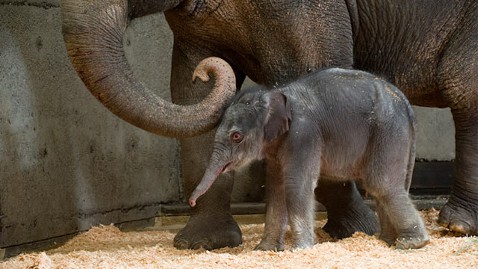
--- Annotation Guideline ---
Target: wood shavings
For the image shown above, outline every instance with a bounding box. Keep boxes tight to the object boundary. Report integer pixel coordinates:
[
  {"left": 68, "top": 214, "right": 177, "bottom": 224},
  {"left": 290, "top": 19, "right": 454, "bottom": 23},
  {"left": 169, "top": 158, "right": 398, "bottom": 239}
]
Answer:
[{"left": 1, "top": 210, "right": 477, "bottom": 269}]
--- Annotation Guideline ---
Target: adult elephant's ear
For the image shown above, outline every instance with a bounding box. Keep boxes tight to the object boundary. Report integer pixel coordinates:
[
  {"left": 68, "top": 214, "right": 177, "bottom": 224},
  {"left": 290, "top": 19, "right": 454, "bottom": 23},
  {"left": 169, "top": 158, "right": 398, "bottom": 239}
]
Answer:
[
  {"left": 264, "top": 91, "right": 292, "bottom": 142},
  {"left": 61, "top": 0, "right": 236, "bottom": 138}
]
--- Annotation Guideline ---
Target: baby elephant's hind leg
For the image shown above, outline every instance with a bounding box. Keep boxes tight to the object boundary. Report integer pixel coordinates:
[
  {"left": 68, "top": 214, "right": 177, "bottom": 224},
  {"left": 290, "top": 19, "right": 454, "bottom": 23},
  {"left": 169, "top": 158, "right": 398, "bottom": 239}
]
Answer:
[
  {"left": 365, "top": 126, "right": 429, "bottom": 249},
  {"left": 366, "top": 177, "right": 429, "bottom": 249},
  {"left": 378, "top": 192, "right": 429, "bottom": 249},
  {"left": 375, "top": 202, "right": 398, "bottom": 245},
  {"left": 363, "top": 151, "right": 428, "bottom": 248}
]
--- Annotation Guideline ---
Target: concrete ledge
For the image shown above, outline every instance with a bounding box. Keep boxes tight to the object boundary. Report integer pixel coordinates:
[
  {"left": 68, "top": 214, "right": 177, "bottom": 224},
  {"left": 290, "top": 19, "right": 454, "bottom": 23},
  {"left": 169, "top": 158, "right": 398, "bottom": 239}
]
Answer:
[
  {"left": 152, "top": 197, "right": 448, "bottom": 233},
  {"left": 160, "top": 196, "right": 448, "bottom": 216}
]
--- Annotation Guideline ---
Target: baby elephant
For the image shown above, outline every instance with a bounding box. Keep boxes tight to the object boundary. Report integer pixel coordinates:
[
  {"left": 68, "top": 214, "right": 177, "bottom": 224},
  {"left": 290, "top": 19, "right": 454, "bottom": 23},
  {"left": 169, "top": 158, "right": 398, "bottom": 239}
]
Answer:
[{"left": 189, "top": 68, "right": 429, "bottom": 250}]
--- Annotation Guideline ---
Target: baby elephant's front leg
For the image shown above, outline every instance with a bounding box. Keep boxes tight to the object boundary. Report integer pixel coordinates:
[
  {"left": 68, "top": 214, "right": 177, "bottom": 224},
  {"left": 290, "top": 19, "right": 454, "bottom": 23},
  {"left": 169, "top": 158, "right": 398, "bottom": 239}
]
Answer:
[
  {"left": 283, "top": 138, "right": 320, "bottom": 249},
  {"left": 255, "top": 160, "right": 288, "bottom": 251},
  {"left": 285, "top": 167, "right": 318, "bottom": 249}
]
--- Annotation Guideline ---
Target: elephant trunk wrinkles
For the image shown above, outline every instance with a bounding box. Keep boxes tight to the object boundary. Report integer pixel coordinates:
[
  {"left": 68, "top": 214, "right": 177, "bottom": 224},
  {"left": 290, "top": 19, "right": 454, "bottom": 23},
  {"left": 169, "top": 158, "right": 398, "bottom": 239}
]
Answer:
[{"left": 61, "top": 0, "right": 236, "bottom": 138}]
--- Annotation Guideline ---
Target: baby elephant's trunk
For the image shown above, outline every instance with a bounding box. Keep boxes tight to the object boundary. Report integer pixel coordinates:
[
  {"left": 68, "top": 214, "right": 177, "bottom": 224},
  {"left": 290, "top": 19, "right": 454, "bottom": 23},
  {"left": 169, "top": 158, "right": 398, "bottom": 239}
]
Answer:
[{"left": 188, "top": 163, "right": 226, "bottom": 207}]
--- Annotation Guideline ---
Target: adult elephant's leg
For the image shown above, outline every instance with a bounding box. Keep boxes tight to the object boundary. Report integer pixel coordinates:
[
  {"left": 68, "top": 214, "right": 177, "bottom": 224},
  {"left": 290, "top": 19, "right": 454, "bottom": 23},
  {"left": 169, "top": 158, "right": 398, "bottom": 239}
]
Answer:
[
  {"left": 438, "top": 108, "right": 478, "bottom": 235},
  {"left": 437, "top": 28, "right": 478, "bottom": 235},
  {"left": 174, "top": 134, "right": 243, "bottom": 250},
  {"left": 170, "top": 45, "right": 246, "bottom": 249},
  {"left": 437, "top": 104, "right": 478, "bottom": 234},
  {"left": 315, "top": 179, "right": 378, "bottom": 238}
]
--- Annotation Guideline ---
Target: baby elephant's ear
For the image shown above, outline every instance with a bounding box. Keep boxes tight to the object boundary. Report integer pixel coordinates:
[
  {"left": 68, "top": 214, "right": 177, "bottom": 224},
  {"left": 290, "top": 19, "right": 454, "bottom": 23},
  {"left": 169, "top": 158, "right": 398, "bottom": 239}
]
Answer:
[{"left": 264, "top": 91, "right": 292, "bottom": 142}]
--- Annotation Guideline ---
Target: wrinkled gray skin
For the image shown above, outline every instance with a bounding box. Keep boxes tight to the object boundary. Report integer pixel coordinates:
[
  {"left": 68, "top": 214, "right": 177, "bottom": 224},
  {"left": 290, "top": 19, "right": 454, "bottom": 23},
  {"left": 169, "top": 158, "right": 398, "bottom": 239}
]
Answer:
[
  {"left": 190, "top": 68, "right": 430, "bottom": 250},
  {"left": 62, "top": 0, "right": 478, "bottom": 250}
]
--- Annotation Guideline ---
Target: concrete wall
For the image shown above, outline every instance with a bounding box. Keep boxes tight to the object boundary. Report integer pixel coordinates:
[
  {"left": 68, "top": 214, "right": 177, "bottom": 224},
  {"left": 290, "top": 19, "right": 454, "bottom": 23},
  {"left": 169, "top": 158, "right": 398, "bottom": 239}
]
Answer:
[
  {"left": 0, "top": 0, "right": 455, "bottom": 251},
  {"left": 0, "top": 1, "right": 180, "bottom": 249},
  {"left": 414, "top": 107, "right": 454, "bottom": 160}
]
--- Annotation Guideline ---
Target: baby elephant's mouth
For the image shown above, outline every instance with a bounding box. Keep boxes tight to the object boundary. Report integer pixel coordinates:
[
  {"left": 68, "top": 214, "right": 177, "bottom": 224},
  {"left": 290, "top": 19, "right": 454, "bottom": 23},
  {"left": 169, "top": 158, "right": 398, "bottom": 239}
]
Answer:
[{"left": 221, "top": 162, "right": 233, "bottom": 174}]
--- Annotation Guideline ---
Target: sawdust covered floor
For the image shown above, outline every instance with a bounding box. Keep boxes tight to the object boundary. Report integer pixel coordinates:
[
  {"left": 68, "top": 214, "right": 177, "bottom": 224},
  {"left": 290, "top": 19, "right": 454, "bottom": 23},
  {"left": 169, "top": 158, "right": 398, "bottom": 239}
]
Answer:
[{"left": 1, "top": 209, "right": 477, "bottom": 269}]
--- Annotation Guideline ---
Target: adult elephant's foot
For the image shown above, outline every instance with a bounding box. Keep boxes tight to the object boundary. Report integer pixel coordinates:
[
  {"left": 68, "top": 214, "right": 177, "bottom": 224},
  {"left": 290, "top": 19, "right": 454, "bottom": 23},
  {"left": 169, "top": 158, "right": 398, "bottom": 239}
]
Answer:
[
  {"left": 173, "top": 131, "right": 243, "bottom": 250},
  {"left": 316, "top": 180, "right": 378, "bottom": 239},
  {"left": 437, "top": 197, "right": 478, "bottom": 235},
  {"left": 174, "top": 212, "right": 242, "bottom": 250},
  {"left": 322, "top": 199, "right": 378, "bottom": 238}
]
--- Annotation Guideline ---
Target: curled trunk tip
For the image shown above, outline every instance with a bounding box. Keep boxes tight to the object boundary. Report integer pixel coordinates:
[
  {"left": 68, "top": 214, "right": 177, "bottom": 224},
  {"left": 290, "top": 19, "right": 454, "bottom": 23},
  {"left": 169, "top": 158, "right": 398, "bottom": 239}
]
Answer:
[{"left": 193, "top": 57, "right": 234, "bottom": 83}]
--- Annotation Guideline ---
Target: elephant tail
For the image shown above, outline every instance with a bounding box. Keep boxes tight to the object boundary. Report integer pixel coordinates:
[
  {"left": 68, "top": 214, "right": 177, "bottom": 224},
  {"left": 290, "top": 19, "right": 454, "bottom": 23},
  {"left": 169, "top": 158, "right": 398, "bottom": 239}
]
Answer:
[
  {"left": 404, "top": 99, "right": 417, "bottom": 192},
  {"left": 381, "top": 80, "right": 417, "bottom": 191}
]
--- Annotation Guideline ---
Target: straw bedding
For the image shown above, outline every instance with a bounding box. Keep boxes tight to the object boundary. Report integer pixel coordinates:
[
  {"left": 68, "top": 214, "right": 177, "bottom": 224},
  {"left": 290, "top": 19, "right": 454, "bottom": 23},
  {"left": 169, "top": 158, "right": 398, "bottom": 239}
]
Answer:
[{"left": 1, "top": 209, "right": 477, "bottom": 269}]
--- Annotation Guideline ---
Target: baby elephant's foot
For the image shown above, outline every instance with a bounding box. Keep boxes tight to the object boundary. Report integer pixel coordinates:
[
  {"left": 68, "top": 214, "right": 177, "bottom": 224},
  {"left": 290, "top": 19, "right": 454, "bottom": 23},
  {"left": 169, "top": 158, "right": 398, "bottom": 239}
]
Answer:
[
  {"left": 394, "top": 221, "right": 430, "bottom": 249},
  {"left": 254, "top": 239, "right": 284, "bottom": 251},
  {"left": 395, "top": 234, "right": 430, "bottom": 249},
  {"left": 292, "top": 238, "right": 315, "bottom": 250},
  {"left": 379, "top": 233, "right": 396, "bottom": 246}
]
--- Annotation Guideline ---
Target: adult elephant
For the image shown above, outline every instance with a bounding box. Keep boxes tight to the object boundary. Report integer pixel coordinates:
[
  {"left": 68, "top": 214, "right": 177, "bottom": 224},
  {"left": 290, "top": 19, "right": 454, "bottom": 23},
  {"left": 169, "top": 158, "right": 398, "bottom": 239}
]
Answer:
[{"left": 61, "top": 0, "right": 478, "bottom": 250}]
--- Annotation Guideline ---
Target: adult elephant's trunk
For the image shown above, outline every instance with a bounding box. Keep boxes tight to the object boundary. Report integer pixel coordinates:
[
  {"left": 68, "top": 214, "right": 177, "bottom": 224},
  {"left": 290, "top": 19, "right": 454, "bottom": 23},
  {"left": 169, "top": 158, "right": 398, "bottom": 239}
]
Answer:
[{"left": 61, "top": 0, "right": 236, "bottom": 138}]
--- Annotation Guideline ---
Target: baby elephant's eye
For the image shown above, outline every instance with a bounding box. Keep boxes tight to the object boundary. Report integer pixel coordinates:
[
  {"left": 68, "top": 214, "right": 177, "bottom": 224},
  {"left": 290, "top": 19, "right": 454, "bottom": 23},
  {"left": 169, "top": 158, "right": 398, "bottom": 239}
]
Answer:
[{"left": 231, "top": 132, "right": 244, "bottom": 143}]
